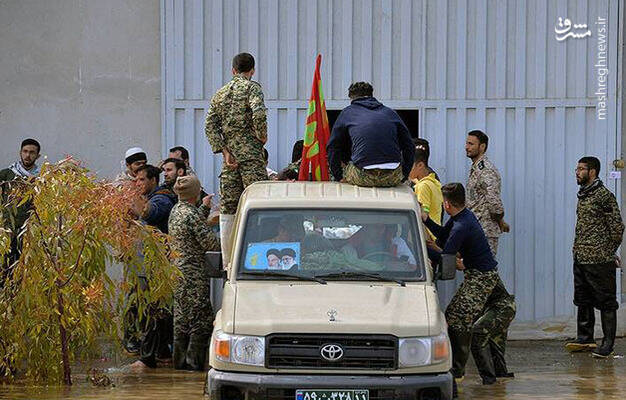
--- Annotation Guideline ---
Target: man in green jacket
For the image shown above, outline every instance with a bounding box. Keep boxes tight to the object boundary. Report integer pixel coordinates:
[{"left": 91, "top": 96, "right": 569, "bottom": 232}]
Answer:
[
  {"left": 566, "top": 156, "right": 624, "bottom": 357},
  {"left": 0, "top": 139, "right": 41, "bottom": 286}
]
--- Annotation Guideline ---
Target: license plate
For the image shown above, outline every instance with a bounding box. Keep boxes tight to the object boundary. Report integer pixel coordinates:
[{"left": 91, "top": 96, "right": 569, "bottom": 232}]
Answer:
[{"left": 295, "top": 389, "right": 369, "bottom": 400}]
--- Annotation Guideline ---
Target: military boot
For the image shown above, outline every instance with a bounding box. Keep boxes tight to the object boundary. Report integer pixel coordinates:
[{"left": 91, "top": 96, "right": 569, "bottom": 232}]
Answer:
[
  {"left": 448, "top": 329, "right": 471, "bottom": 380},
  {"left": 173, "top": 335, "right": 190, "bottom": 370},
  {"left": 565, "top": 305, "right": 597, "bottom": 352},
  {"left": 592, "top": 310, "right": 616, "bottom": 358},
  {"left": 489, "top": 338, "right": 514, "bottom": 378},
  {"left": 186, "top": 336, "right": 210, "bottom": 371},
  {"left": 471, "top": 341, "right": 497, "bottom": 385}
]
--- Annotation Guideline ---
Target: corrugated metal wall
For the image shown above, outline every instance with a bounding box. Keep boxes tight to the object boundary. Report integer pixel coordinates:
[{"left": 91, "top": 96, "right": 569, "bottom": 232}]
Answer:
[{"left": 161, "top": 0, "right": 622, "bottom": 322}]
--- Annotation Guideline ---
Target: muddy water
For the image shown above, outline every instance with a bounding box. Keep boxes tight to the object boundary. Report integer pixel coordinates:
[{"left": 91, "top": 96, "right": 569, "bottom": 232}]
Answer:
[
  {"left": 0, "top": 339, "right": 624, "bottom": 399},
  {"left": 460, "top": 338, "right": 626, "bottom": 399},
  {"left": 0, "top": 369, "right": 207, "bottom": 400}
]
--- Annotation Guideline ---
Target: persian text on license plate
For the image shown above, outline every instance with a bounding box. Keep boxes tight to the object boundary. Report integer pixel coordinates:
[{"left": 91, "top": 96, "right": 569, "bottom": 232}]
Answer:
[{"left": 295, "top": 389, "right": 369, "bottom": 400}]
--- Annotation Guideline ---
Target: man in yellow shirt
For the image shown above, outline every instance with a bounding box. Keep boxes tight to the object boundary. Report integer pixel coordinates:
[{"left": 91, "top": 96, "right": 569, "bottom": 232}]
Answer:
[{"left": 410, "top": 145, "right": 443, "bottom": 240}]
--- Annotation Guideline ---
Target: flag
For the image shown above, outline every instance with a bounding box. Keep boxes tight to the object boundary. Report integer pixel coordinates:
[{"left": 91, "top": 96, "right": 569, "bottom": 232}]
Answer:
[{"left": 299, "top": 54, "right": 330, "bottom": 181}]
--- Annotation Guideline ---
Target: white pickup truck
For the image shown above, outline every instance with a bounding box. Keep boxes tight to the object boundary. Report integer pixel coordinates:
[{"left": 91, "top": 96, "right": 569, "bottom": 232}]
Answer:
[{"left": 204, "top": 181, "right": 455, "bottom": 400}]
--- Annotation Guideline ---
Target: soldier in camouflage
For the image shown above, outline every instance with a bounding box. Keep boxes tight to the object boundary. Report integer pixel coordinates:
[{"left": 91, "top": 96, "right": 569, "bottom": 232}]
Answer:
[
  {"left": 422, "top": 183, "right": 500, "bottom": 387},
  {"left": 566, "top": 157, "right": 624, "bottom": 358},
  {"left": 465, "top": 130, "right": 510, "bottom": 256},
  {"left": 169, "top": 175, "right": 220, "bottom": 370},
  {"left": 205, "top": 52, "right": 268, "bottom": 268},
  {"left": 464, "top": 131, "right": 516, "bottom": 383}
]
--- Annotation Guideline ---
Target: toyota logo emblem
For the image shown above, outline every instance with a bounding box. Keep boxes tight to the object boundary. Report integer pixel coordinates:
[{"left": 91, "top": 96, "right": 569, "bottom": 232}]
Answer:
[{"left": 320, "top": 344, "right": 344, "bottom": 361}]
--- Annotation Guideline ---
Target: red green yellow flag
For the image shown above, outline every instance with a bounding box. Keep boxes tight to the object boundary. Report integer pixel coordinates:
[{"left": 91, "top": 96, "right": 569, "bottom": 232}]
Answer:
[{"left": 299, "top": 54, "right": 330, "bottom": 181}]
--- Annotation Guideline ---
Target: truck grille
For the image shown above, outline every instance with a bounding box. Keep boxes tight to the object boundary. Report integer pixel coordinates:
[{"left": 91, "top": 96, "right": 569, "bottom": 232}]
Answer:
[{"left": 266, "top": 334, "right": 397, "bottom": 370}]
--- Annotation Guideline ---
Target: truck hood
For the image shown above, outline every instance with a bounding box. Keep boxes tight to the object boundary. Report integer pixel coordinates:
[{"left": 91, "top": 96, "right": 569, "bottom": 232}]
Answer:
[{"left": 233, "top": 282, "right": 433, "bottom": 337}]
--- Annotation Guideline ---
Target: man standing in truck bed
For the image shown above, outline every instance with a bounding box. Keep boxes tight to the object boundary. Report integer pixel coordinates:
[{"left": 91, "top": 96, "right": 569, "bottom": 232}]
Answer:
[{"left": 205, "top": 52, "right": 268, "bottom": 267}]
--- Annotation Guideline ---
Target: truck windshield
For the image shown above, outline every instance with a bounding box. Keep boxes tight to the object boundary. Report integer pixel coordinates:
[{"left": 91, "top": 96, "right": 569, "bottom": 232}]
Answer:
[{"left": 237, "top": 209, "right": 425, "bottom": 282}]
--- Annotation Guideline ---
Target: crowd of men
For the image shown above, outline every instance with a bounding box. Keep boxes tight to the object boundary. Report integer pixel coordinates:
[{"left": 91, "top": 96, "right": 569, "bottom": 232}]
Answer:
[{"left": 1, "top": 52, "right": 623, "bottom": 389}]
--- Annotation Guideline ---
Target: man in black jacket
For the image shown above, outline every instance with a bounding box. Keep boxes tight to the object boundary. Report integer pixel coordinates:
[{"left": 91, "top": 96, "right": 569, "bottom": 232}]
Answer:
[
  {"left": 327, "top": 82, "right": 414, "bottom": 187},
  {"left": 1, "top": 139, "right": 41, "bottom": 288},
  {"left": 566, "top": 156, "right": 624, "bottom": 357}
]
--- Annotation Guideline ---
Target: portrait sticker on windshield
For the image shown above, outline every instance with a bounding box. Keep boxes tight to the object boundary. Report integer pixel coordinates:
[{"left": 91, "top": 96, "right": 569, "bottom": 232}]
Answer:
[{"left": 244, "top": 242, "right": 300, "bottom": 270}]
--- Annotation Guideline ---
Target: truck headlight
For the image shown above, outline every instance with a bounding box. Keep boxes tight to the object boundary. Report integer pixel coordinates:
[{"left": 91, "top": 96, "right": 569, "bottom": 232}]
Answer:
[
  {"left": 214, "top": 331, "right": 265, "bottom": 366},
  {"left": 398, "top": 331, "right": 450, "bottom": 367}
]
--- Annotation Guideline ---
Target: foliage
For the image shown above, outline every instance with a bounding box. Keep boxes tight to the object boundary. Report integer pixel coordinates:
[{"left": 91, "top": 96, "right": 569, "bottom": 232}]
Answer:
[
  {"left": 0, "top": 158, "right": 179, "bottom": 384},
  {"left": 0, "top": 226, "right": 9, "bottom": 260}
]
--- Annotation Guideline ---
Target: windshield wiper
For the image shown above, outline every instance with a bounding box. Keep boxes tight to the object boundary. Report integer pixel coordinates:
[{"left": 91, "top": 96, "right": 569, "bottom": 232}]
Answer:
[
  {"left": 314, "top": 271, "right": 406, "bottom": 287},
  {"left": 239, "top": 271, "right": 327, "bottom": 284}
]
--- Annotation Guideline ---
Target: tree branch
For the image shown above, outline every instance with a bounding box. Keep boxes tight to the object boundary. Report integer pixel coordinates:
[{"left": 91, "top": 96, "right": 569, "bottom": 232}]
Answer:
[
  {"left": 32, "top": 209, "right": 58, "bottom": 269},
  {"left": 59, "top": 231, "right": 88, "bottom": 289}
]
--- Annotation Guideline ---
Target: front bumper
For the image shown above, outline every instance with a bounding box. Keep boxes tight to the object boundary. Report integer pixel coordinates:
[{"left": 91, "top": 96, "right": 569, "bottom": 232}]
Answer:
[{"left": 205, "top": 369, "right": 453, "bottom": 400}]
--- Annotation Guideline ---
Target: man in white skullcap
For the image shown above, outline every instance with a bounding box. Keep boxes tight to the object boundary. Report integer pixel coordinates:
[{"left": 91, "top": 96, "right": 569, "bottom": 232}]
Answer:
[{"left": 114, "top": 147, "right": 148, "bottom": 186}]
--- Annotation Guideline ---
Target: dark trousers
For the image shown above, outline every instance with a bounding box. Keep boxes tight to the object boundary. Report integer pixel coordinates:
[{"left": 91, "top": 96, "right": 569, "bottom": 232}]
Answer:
[
  {"left": 125, "top": 278, "right": 174, "bottom": 368},
  {"left": 139, "top": 309, "right": 173, "bottom": 368},
  {"left": 573, "top": 262, "right": 618, "bottom": 311}
]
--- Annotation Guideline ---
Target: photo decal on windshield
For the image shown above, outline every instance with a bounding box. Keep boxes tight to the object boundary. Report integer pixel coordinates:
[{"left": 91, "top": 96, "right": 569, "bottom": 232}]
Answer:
[{"left": 245, "top": 242, "right": 300, "bottom": 270}]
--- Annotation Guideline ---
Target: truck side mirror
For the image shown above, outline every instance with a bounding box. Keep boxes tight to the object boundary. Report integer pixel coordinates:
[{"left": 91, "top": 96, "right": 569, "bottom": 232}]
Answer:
[
  {"left": 439, "top": 254, "right": 457, "bottom": 281},
  {"left": 205, "top": 251, "right": 227, "bottom": 279}
]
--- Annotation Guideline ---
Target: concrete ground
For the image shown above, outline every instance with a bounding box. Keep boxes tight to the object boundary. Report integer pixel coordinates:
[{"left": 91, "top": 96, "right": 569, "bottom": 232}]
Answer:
[{"left": 0, "top": 339, "right": 624, "bottom": 399}]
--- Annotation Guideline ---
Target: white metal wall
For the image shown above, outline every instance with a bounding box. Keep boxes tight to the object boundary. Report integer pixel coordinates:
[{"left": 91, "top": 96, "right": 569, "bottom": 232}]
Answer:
[{"left": 162, "top": 0, "right": 622, "bottom": 322}]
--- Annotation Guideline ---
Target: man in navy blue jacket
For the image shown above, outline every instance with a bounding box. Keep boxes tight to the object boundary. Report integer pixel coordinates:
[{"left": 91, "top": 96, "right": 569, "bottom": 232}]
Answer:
[
  {"left": 327, "top": 82, "right": 414, "bottom": 187},
  {"left": 423, "top": 183, "right": 509, "bottom": 386},
  {"left": 132, "top": 164, "right": 177, "bottom": 234}
]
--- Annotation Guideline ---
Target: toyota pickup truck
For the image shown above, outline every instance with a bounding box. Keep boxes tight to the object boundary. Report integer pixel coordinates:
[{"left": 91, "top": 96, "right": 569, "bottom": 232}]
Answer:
[{"left": 204, "top": 181, "right": 455, "bottom": 400}]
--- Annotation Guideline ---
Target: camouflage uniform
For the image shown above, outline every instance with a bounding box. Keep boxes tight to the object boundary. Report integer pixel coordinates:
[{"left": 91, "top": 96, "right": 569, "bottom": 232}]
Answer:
[
  {"left": 471, "top": 278, "right": 516, "bottom": 382},
  {"left": 445, "top": 269, "right": 499, "bottom": 378},
  {"left": 471, "top": 236, "right": 516, "bottom": 381},
  {"left": 276, "top": 159, "right": 301, "bottom": 181},
  {"left": 343, "top": 163, "right": 403, "bottom": 187},
  {"left": 205, "top": 74, "right": 269, "bottom": 214},
  {"left": 572, "top": 180, "right": 623, "bottom": 311},
  {"left": 467, "top": 156, "right": 504, "bottom": 255},
  {"left": 446, "top": 269, "right": 500, "bottom": 332},
  {"left": 168, "top": 201, "right": 220, "bottom": 369}
]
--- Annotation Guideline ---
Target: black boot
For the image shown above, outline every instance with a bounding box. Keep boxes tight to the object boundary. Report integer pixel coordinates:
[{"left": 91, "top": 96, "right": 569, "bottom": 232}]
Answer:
[
  {"left": 592, "top": 310, "right": 616, "bottom": 358},
  {"left": 173, "top": 335, "right": 190, "bottom": 370},
  {"left": 186, "top": 336, "right": 210, "bottom": 371},
  {"left": 565, "top": 305, "right": 596, "bottom": 352},
  {"left": 448, "top": 328, "right": 471, "bottom": 380},
  {"left": 124, "top": 336, "right": 141, "bottom": 355},
  {"left": 471, "top": 339, "right": 497, "bottom": 385},
  {"left": 490, "top": 340, "right": 514, "bottom": 378}
]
